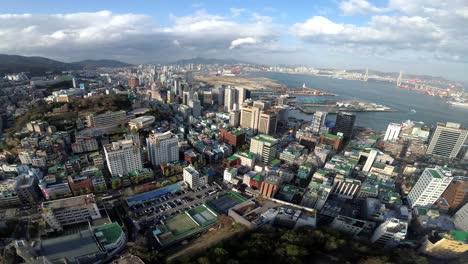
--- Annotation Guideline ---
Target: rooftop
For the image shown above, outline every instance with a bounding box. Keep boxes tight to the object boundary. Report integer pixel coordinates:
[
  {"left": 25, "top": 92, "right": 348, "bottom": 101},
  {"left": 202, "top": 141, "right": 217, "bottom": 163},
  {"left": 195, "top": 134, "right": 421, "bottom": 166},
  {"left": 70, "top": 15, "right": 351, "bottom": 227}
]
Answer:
[
  {"left": 253, "top": 134, "right": 278, "bottom": 144},
  {"left": 441, "top": 230, "right": 468, "bottom": 243},
  {"left": 42, "top": 194, "right": 95, "bottom": 209},
  {"left": 94, "top": 223, "right": 123, "bottom": 247}
]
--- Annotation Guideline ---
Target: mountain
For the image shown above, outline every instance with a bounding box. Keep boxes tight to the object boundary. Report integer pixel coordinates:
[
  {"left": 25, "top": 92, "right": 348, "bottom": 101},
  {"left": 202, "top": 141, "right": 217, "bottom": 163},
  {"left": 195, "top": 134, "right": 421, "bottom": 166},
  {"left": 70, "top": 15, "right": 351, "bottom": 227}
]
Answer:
[
  {"left": 172, "top": 57, "right": 253, "bottom": 65},
  {"left": 0, "top": 54, "right": 132, "bottom": 76},
  {"left": 72, "top": 59, "right": 133, "bottom": 69},
  {"left": 0, "top": 54, "right": 80, "bottom": 76}
]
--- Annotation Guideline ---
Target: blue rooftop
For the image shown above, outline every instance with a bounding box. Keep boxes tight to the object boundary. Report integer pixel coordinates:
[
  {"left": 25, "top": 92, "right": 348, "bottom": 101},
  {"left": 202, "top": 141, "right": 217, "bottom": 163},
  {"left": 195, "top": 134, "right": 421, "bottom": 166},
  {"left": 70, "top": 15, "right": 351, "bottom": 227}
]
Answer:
[{"left": 126, "top": 183, "right": 182, "bottom": 205}]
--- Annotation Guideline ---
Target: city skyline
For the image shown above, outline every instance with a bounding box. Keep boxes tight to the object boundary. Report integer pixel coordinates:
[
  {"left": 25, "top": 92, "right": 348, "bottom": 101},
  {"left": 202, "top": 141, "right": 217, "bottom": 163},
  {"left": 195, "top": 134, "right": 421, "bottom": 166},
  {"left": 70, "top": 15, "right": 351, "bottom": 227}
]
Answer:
[{"left": 1, "top": 1, "right": 468, "bottom": 81}]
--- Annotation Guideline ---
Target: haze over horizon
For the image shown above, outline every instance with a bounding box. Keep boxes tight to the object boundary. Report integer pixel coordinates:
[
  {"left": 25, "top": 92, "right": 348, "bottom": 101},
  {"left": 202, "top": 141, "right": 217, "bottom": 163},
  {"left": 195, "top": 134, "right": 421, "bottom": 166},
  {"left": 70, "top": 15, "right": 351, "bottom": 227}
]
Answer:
[{"left": 1, "top": 0, "right": 468, "bottom": 81}]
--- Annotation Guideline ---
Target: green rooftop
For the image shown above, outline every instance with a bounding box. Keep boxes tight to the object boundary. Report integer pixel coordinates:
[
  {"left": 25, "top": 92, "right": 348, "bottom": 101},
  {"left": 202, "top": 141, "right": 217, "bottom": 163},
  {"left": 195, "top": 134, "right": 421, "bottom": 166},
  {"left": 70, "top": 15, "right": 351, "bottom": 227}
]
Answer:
[
  {"left": 235, "top": 152, "right": 255, "bottom": 159},
  {"left": 231, "top": 130, "right": 246, "bottom": 136},
  {"left": 322, "top": 133, "right": 343, "bottom": 139},
  {"left": 94, "top": 222, "right": 124, "bottom": 247},
  {"left": 440, "top": 231, "right": 468, "bottom": 243},
  {"left": 227, "top": 155, "right": 240, "bottom": 162},
  {"left": 253, "top": 134, "right": 278, "bottom": 144},
  {"left": 428, "top": 168, "right": 442, "bottom": 179}
]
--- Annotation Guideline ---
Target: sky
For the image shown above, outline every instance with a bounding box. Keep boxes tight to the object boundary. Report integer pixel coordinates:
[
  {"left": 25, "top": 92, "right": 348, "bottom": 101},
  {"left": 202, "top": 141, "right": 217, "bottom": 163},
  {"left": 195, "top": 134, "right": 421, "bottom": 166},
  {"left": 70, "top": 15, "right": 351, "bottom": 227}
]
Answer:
[{"left": 1, "top": 0, "right": 468, "bottom": 81}]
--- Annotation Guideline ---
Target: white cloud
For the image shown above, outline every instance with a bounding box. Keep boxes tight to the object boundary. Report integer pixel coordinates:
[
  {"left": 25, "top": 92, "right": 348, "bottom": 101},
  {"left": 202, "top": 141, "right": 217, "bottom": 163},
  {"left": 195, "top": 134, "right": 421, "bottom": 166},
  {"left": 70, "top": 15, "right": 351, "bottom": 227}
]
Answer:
[
  {"left": 229, "top": 37, "right": 257, "bottom": 49},
  {"left": 230, "top": 8, "right": 245, "bottom": 17},
  {"left": 339, "top": 0, "right": 388, "bottom": 15}
]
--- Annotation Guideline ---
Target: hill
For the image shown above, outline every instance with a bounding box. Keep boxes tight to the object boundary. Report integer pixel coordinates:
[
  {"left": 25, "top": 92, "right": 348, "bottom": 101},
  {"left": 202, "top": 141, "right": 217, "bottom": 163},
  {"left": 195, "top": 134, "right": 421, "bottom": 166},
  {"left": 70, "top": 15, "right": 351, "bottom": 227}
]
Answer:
[
  {"left": 72, "top": 59, "right": 133, "bottom": 69},
  {"left": 0, "top": 54, "right": 132, "bottom": 76},
  {"left": 172, "top": 57, "right": 253, "bottom": 66}
]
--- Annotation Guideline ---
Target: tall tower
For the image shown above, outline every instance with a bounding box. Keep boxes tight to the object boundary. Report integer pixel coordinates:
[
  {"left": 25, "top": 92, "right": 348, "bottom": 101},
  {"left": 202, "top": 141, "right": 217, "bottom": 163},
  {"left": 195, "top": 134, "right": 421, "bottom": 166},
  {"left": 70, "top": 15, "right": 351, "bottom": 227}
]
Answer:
[
  {"left": 396, "top": 71, "right": 403, "bottom": 87},
  {"left": 363, "top": 68, "right": 369, "bottom": 82},
  {"left": 146, "top": 131, "right": 179, "bottom": 167},
  {"left": 407, "top": 167, "right": 453, "bottom": 208},
  {"left": 332, "top": 112, "right": 356, "bottom": 142}
]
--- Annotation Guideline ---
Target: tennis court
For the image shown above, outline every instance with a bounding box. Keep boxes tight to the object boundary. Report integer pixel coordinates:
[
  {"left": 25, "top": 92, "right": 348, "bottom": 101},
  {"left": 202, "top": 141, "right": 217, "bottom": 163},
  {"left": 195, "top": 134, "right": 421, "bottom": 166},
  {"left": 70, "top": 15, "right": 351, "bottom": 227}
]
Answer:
[
  {"left": 164, "top": 213, "right": 198, "bottom": 236},
  {"left": 187, "top": 205, "right": 217, "bottom": 226}
]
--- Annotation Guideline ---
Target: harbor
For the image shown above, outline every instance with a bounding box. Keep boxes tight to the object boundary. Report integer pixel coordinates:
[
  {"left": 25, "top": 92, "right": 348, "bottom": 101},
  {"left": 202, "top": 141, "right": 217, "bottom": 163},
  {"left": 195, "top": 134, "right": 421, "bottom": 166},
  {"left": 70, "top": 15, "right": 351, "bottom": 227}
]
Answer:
[{"left": 297, "top": 100, "right": 396, "bottom": 114}]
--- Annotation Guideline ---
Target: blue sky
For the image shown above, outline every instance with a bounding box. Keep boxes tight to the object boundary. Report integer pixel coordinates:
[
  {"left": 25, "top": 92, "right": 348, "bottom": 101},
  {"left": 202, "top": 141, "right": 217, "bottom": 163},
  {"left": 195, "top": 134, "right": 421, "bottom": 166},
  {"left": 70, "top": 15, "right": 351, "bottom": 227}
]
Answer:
[{"left": 1, "top": 0, "right": 467, "bottom": 81}]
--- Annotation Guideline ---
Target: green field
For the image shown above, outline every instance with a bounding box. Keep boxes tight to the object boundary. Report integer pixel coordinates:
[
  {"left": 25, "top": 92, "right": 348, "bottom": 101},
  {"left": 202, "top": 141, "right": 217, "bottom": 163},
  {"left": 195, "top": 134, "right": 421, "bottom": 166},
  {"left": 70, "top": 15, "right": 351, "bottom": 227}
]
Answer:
[{"left": 164, "top": 214, "right": 198, "bottom": 236}]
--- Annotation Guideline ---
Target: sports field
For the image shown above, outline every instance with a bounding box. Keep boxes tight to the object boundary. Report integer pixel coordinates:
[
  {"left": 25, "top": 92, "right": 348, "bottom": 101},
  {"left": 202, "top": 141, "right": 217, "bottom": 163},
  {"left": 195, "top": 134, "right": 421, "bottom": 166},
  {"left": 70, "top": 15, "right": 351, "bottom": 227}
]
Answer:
[
  {"left": 206, "top": 192, "right": 247, "bottom": 214},
  {"left": 187, "top": 205, "right": 217, "bottom": 226},
  {"left": 164, "top": 213, "right": 198, "bottom": 236}
]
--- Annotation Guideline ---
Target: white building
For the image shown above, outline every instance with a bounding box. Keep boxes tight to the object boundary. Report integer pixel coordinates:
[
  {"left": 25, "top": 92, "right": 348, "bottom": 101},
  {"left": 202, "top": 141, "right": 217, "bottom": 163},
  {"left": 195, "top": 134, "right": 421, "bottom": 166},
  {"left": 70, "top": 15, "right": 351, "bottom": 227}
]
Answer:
[
  {"left": 384, "top": 123, "right": 402, "bottom": 141},
  {"left": 146, "top": 131, "right": 179, "bottom": 166},
  {"left": 42, "top": 194, "right": 101, "bottom": 232},
  {"left": 250, "top": 134, "right": 278, "bottom": 164},
  {"left": 224, "top": 167, "right": 238, "bottom": 183},
  {"left": 312, "top": 111, "right": 327, "bottom": 134},
  {"left": 426, "top": 122, "right": 468, "bottom": 159},
  {"left": 183, "top": 165, "right": 206, "bottom": 189},
  {"left": 104, "top": 139, "right": 142, "bottom": 177},
  {"left": 363, "top": 149, "right": 378, "bottom": 172},
  {"left": 128, "top": 116, "right": 156, "bottom": 131},
  {"left": 370, "top": 218, "right": 407, "bottom": 247},
  {"left": 71, "top": 137, "right": 99, "bottom": 154},
  {"left": 224, "top": 86, "right": 237, "bottom": 112},
  {"left": 407, "top": 167, "right": 453, "bottom": 208},
  {"left": 454, "top": 203, "right": 468, "bottom": 232}
]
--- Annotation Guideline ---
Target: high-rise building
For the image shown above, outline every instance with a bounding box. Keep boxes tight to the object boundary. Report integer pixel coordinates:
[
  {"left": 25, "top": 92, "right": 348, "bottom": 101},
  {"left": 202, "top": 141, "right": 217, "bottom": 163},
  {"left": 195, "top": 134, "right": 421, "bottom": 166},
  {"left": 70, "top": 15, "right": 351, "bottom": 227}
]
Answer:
[
  {"left": 332, "top": 112, "right": 356, "bottom": 142},
  {"left": 188, "top": 99, "right": 202, "bottom": 117},
  {"left": 454, "top": 203, "right": 468, "bottom": 232},
  {"left": 384, "top": 123, "right": 402, "bottom": 141},
  {"left": 363, "top": 149, "right": 378, "bottom": 172},
  {"left": 258, "top": 111, "right": 278, "bottom": 135},
  {"left": 236, "top": 87, "right": 246, "bottom": 107},
  {"left": 229, "top": 110, "right": 241, "bottom": 127},
  {"left": 407, "top": 167, "right": 453, "bottom": 208},
  {"left": 250, "top": 134, "right": 278, "bottom": 164},
  {"left": 146, "top": 131, "right": 179, "bottom": 166},
  {"left": 104, "top": 139, "right": 143, "bottom": 177},
  {"left": 441, "top": 177, "right": 468, "bottom": 212},
  {"left": 224, "top": 86, "right": 237, "bottom": 112},
  {"left": 426, "top": 122, "right": 468, "bottom": 159},
  {"left": 312, "top": 111, "right": 327, "bottom": 134},
  {"left": 370, "top": 218, "right": 407, "bottom": 247},
  {"left": 183, "top": 165, "right": 205, "bottom": 189}
]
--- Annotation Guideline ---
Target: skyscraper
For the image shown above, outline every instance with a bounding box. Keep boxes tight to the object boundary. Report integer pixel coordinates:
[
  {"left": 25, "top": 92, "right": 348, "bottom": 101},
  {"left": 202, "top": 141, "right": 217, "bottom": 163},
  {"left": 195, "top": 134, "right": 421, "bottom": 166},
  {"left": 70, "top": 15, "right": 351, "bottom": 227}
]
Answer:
[
  {"left": 104, "top": 139, "right": 143, "bottom": 177},
  {"left": 426, "top": 122, "right": 468, "bottom": 159},
  {"left": 441, "top": 177, "right": 468, "bottom": 212},
  {"left": 407, "top": 167, "right": 453, "bottom": 208},
  {"left": 224, "top": 86, "right": 237, "bottom": 112},
  {"left": 258, "top": 111, "right": 278, "bottom": 136},
  {"left": 454, "top": 203, "right": 468, "bottom": 232},
  {"left": 312, "top": 111, "right": 327, "bottom": 134},
  {"left": 236, "top": 87, "right": 246, "bottom": 107},
  {"left": 250, "top": 134, "right": 278, "bottom": 164},
  {"left": 332, "top": 112, "right": 355, "bottom": 142},
  {"left": 146, "top": 131, "right": 179, "bottom": 166},
  {"left": 240, "top": 101, "right": 276, "bottom": 135},
  {"left": 384, "top": 123, "right": 402, "bottom": 141}
]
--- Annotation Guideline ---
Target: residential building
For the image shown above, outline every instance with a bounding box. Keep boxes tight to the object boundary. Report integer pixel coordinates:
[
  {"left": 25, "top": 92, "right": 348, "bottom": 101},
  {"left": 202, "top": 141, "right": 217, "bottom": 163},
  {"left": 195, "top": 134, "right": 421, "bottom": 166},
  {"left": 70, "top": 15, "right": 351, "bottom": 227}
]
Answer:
[
  {"left": 319, "top": 133, "right": 343, "bottom": 151},
  {"left": 407, "top": 167, "right": 453, "bottom": 208},
  {"left": 146, "top": 131, "right": 179, "bottom": 166},
  {"left": 312, "top": 111, "right": 327, "bottom": 134},
  {"left": 441, "top": 177, "right": 468, "bottom": 212},
  {"left": 420, "top": 230, "right": 468, "bottom": 259},
  {"left": 104, "top": 139, "right": 143, "bottom": 177},
  {"left": 86, "top": 111, "right": 127, "bottom": 131},
  {"left": 332, "top": 176, "right": 361, "bottom": 199},
  {"left": 250, "top": 134, "right": 278, "bottom": 164},
  {"left": 454, "top": 203, "right": 468, "bottom": 232},
  {"left": 220, "top": 129, "right": 246, "bottom": 147},
  {"left": 183, "top": 165, "right": 205, "bottom": 189},
  {"left": 71, "top": 137, "right": 99, "bottom": 154},
  {"left": 224, "top": 167, "right": 238, "bottom": 183},
  {"left": 229, "top": 110, "right": 241, "bottom": 127},
  {"left": 260, "top": 175, "right": 282, "bottom": 198},
  {"left": 370, "top": 218, "right": 408, "bottom": 247},
  {"left": 234, "top": 152, "right": 256, "bottom": 168},
  {"left": 426, "top": 122, "right": 468, "bottom": 159},
  {"left": 42, "top": 194, "right": 101, "bottom": 232}
]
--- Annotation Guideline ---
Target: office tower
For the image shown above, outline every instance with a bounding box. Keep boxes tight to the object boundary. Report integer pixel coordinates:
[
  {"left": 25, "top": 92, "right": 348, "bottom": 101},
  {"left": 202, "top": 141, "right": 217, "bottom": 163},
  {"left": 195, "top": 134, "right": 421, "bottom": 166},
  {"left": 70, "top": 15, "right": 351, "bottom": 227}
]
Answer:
[
  {"left": 407, "top": 167, "right": 453, "bottom": 208},
  {"left": 236, "top": 87, "right": 246, "bottom": 106},
  {"left": 41, "top": 194, "right": 101, "bottom": 232},
  {"left": 332, "top": 112, "right": 356, "bottom": 141},
  {"left": 370, "top": 218, "right": 407, "bottom": 247},
  {"left": 202, "top": 91, "right": 213, "bottom": 105},
  {"left": 224, "top": 86, "right": 237, "bottom": 112},
  {"left": 363, "top": 149, "right": 378, "bottom": 172},
  {"left": 384, "top": 123, "right": 402, "bottom": 141},
  {"left": 104, "top": 139, "right": 142, "bottom": 177},
  {"left": 146, "top": 131, "right": 179, "bottom": 166},
  {"left": 183, "top": 165, "right": 205, "bottom": 189},
  {"left": 182, "top": 91, "right": 191, "bottom": 105},
  {"left": 312, "top": 111, "right": 327, "bottom": 134},
  {"left": 72, "top": 78, "right": 77, "bottom": 88},
  {"left": 86, "top": 111, "right": 127, "bottom": 131},
  {"left": 128, "top": 76, "right": 139, "bottom": 88},
  {"left": 441, "top": 177, "right": 468, "bottom": 212},
  {"left": 188, "top": 99, "right": 202, "bottom": 117},
  {"left": 250, "top": 134, "right": 278, "bottom": 164},
  {"left": 258, "top": 111, "right": 278, "bottom": 135},
  {"left": 426, "top": 122, "right": 468, "bottom": 159},
  {"left": 419, "top": 230, "right": 468, "bottom": 259},
  {"left": 185, "top": 71, "right": 193, "bottom": 85},
  {"left": 454, "top": 203, "right": 468, "bottom": 232},
  {"left": 212, "top": 86, "right": 225, "bottom": 106},
  {"left": 229, "top": 110, "right": 240, "bottom": 127}
]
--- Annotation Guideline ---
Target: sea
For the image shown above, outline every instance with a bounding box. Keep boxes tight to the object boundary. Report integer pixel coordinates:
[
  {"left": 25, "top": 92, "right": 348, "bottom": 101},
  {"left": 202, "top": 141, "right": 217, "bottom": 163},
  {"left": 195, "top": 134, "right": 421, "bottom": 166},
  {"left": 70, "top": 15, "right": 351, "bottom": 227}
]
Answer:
[{"left": 250, "top": 72, "right": 468, "bottom": 132}]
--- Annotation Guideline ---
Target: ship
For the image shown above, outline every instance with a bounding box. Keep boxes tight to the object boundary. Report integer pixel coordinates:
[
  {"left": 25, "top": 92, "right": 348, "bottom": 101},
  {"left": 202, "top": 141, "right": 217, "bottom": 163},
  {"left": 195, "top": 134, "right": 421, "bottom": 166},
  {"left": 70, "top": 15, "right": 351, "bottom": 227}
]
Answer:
[{"left": 448, "top": 101, "right": 468, "bottom": 108}]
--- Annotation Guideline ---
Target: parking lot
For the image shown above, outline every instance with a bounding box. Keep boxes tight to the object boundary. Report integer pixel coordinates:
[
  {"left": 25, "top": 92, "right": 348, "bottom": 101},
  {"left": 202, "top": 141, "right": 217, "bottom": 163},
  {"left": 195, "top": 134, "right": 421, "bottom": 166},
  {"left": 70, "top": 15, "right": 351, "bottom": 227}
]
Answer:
[{"left": 129, "top": 182, "right": 225, "bottom": 229}]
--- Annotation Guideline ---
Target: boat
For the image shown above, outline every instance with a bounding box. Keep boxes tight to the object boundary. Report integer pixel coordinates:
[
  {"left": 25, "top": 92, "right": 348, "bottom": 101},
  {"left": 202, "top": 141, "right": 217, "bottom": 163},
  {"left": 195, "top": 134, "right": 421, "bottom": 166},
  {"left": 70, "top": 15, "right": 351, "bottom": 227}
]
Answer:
[
  {"left": 448, "top": 101, "right": 468, "bottom": 108},
  {"left": 410, "top": 109, "right": 417, "bottom": 113}
]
